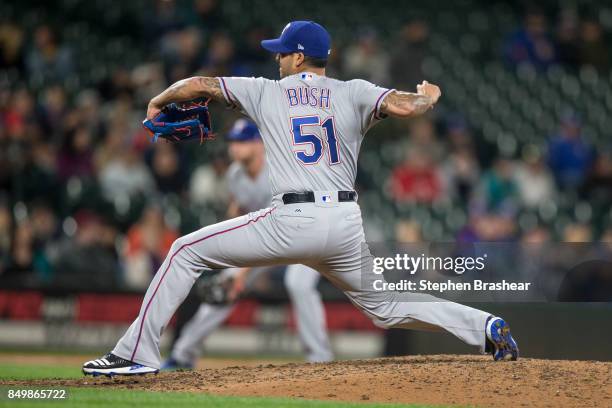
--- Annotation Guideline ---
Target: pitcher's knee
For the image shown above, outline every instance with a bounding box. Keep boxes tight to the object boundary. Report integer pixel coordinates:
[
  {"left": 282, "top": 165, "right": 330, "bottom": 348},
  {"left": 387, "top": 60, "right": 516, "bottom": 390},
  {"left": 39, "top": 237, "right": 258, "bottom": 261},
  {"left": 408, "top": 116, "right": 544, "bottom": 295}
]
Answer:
[
  {"left": 169, "top": 236, "right": 201, "bottom": 266},
  {"left": 170, "top": 235, "right": 185, "bottom": 252},
  {"left": 170, "top": 236, "right": 191, "bottom": 255}
]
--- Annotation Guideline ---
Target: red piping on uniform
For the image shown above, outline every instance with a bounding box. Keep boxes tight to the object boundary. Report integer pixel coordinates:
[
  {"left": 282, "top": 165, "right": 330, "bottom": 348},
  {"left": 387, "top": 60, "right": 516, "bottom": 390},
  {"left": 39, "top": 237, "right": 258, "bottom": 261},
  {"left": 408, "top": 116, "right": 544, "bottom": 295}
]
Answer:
[
  {"left": 372, "top": 88, "right": 394, "bottom": 120},
  {"left": 219, "top": 77, "right": 238, "bottom": 108},
  {"left": 130, "top": 207, "right": 277, "bottom": 362}
]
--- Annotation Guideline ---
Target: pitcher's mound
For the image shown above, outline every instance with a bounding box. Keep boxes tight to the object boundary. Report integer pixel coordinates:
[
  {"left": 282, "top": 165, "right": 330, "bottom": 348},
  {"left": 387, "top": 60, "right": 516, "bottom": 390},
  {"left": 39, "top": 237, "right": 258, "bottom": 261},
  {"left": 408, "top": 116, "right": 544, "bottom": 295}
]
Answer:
[{"left": 14, "top": 355, "right": 612, "bottom": 407}]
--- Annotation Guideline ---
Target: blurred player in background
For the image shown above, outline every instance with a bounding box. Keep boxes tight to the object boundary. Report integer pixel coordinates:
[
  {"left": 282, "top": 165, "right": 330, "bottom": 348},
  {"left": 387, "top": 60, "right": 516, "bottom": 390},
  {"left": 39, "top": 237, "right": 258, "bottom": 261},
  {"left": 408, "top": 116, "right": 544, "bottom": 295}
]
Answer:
[{"left": 162, "top": 119, "right": 333, "bottom": 369}]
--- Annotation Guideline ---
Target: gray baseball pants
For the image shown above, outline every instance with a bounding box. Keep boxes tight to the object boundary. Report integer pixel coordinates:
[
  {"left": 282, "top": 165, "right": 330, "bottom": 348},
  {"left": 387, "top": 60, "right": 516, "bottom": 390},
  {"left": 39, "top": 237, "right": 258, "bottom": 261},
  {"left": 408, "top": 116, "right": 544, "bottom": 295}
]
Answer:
[{"left": 113, "top": 192, "right": 490, "bottom": 368}]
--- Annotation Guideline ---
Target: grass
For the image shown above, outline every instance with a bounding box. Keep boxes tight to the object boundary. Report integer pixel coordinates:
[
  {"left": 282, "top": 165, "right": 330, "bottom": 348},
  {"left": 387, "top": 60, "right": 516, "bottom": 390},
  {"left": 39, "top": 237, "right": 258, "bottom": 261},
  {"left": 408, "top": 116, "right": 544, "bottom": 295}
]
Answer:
[
  {"left": 0, "top": 363, "right": 80, "bottom": 380},
  {"left": 0, "top": 388, "right": 438, "bottom": 408},
  {"left": 0, "top": 359, "right": 441, "bottom": 408}
]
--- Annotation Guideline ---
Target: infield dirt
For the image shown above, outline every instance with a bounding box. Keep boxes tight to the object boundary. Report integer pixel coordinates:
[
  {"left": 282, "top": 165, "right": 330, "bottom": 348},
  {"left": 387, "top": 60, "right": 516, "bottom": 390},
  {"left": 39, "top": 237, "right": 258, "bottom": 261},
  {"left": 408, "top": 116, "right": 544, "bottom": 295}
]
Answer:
[{"left": 4, "top": 355, "right": 612, "bottom": 407}]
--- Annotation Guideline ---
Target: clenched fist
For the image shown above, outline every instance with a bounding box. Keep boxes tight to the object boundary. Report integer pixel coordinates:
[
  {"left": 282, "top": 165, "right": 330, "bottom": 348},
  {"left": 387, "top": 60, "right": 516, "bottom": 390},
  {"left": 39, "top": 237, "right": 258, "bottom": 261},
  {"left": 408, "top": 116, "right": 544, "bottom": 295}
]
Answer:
[{"left": 417, "top": 81, "right": 441, "bottom": 104}]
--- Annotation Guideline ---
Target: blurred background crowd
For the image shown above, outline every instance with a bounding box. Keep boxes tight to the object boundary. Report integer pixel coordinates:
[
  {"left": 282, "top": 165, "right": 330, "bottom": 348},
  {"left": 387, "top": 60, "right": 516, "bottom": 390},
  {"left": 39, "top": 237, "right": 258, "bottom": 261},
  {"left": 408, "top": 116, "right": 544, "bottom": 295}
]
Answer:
[{"left": 1, "top": 0, "right": 611, "bottom": 291}]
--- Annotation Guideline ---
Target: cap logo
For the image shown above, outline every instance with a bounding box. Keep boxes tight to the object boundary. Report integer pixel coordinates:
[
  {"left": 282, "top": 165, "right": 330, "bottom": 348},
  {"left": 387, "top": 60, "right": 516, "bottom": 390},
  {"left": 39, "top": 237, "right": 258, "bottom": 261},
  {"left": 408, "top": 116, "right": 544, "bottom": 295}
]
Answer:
[{"left": 297, "top": 43, "right": 304, "bottom": 50}]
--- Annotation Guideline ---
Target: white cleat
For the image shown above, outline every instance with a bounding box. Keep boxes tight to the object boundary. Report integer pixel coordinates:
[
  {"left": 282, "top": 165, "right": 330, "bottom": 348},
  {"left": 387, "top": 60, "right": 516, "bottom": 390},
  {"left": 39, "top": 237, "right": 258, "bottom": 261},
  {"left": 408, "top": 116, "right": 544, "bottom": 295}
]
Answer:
[{"left": 82, "top": 353, "right": 159, "bottom": 377}]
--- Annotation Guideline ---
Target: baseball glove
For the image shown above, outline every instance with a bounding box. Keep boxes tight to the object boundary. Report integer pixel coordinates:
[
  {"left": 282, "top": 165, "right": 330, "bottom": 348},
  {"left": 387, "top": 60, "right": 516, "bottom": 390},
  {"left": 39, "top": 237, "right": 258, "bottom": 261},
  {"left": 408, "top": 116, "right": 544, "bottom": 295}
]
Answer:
[
  {"left": 195, "top": 273, "right": 235, "bottom": 305},
  {"left": 143, "top": 99, "right": 213, "bottom": 144}
]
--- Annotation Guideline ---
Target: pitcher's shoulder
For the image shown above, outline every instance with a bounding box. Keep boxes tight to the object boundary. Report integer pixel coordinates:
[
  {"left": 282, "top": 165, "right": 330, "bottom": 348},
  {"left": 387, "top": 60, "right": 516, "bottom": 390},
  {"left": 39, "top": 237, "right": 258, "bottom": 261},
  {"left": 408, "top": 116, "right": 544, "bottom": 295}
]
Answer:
[{"left": 345, "top": 78, "right": 375, "bottom": 87}]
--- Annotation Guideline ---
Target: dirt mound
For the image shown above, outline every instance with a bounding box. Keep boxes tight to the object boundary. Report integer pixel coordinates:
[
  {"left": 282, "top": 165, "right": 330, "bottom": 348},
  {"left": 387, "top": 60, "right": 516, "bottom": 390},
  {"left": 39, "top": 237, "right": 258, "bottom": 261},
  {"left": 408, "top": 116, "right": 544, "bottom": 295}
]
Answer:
[{"left": 5, "top": 355, "right": 612, "bottom": 407}]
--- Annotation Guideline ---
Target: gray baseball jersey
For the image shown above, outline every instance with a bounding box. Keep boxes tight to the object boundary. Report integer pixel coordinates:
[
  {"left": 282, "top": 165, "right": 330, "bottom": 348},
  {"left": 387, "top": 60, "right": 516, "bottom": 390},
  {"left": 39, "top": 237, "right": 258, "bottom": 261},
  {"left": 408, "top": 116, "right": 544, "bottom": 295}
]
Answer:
[
  {"left": 226, "top": 161, "right": 271, "bottom": 212},
  {"left": 113, "top": 73, "right": 492, "bottom": 369},
  {"left": 218, "top": 73, "right": 393, "bottom": 195}
]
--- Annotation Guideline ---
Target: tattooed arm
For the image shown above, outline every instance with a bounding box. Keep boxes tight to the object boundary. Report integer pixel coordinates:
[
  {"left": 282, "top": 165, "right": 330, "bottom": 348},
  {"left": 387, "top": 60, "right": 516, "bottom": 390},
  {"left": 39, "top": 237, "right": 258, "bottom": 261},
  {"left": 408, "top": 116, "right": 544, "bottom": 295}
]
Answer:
[
  {"left": 380, "top": 81, "right": 441, "bottom": 118},
  {"left": 146, "top": 77, "right": 230, "bottom": 120}
]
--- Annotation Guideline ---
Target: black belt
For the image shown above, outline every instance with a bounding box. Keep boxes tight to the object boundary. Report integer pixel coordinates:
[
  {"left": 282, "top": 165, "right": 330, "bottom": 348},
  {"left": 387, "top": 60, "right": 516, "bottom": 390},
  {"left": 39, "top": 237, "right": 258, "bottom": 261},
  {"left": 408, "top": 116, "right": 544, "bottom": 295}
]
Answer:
[{"left": 282, "top": 191, "right": 357, "bottom": 204}]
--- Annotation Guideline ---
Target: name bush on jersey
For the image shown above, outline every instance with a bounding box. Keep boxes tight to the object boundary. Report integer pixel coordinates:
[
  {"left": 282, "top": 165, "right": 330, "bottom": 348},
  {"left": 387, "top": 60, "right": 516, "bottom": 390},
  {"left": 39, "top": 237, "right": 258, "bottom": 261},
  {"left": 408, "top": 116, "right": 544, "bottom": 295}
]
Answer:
[{"left": 286, "top": 87, "right": 331, "bottom": 108}]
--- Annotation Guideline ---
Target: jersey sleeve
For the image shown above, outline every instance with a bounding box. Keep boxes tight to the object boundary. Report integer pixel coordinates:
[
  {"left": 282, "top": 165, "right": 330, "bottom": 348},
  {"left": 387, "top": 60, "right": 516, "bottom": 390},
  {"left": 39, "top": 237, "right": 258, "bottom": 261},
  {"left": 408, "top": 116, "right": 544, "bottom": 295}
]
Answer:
[
  {"left": 349, "top": 79, "right": 395, "bottom": 133},
  {"left": 217, "top": 77, "right": 270, "bottom": 122}
]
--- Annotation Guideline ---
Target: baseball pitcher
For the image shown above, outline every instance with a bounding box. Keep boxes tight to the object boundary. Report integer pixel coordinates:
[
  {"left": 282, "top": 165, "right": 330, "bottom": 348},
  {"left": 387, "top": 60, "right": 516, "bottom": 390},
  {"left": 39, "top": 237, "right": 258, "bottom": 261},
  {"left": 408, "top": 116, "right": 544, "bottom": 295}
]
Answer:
[{"left": 83, "top": 20, "right": 518, "bottom": 376}]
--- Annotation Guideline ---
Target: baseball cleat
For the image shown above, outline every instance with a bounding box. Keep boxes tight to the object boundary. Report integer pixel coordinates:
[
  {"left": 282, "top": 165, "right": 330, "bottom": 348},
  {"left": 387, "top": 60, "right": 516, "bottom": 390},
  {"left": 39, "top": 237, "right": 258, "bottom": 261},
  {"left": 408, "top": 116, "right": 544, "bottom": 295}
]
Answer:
[
  {"left": 486, "top": 317, "right": 519, "bottom": 361},
  {"left": 161, "top": 358, "right": 194, "bottom": 371},
  {"left": 82, "top": 353, "right": 159, "bottom": 377}
]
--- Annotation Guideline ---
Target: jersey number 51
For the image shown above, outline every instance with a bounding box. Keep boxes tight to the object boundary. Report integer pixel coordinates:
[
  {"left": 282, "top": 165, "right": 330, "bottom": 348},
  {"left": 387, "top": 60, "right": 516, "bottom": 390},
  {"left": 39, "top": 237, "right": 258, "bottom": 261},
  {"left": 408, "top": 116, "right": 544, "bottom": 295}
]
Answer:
[{"left": 290, "top": 115, "right": 340, "bottom": 165}]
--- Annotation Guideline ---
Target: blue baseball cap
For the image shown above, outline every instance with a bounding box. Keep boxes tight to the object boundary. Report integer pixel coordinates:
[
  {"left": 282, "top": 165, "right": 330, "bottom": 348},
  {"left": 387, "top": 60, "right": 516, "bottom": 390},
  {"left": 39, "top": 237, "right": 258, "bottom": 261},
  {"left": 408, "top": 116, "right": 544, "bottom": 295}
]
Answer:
[
  {"left": 226, "top": 119, "right": 261, "bottom": 142},
  {"left": 261, "top": 21, "right": 331, "bottom": 59}
]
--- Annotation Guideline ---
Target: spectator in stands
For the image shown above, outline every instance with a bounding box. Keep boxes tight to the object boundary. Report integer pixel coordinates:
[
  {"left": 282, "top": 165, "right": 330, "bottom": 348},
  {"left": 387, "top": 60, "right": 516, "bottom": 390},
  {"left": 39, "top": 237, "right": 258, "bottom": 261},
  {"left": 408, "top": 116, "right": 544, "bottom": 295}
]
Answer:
[
  {"left": 2, "top": 202, "right": 56, "bottom": 285},
  {"left": 237, "top": 26, "right": 277, "bottom": 77},
  {"left": 343, "top": 28, "right": 391, "bottom": 86},
  {"left": 443, "top": 145, "right": 480, "bottom": 203},
  {"left": 37, "top": 85, "right": 68, "bottom": 140},
  {"left": 189, "top": 156, "right": 230, "bottom": 206},
  {"left": 98, "top": 146, "right": 155, "bottom": 203},
  {"left": 160, "top": 27, "right": 204, "bottom": 82},
  {"left": 56, "top": 126, "right": 95, "bottom": 182},
  {"left": 457, "top": 212, "right": 517, "bottom": 243},
  {"left": 390, "top": 148, "right": 444, "bottom": 204},
  {"left": 200, "top": 31, "right": 251, "bottom": 77},
  {"left": 28, "top": 201, "right": 57, "bottom": 281},
  {"left": 148, "top": 143, "right": 188, "bottom": 195},
  {"left": 98, "top": 67, "right": 135, "bottom": 101},
  {"left": 25, "top": 25, "right": 74, "bottom": 83},
  {"left": 0, "top": 22, "right": 25, "bottom": 70},
  {"left": 74, "top": 89, "right": 104, "bottom": 139},
  {"left": 471, "top": 158, "right": 518, "bottom": 215},
  {"left": 95, "top": 126, "right": 124, "bottom": 171},
  {"left": 547, "top": 113, "right": 595, "bottom": 189},
  {"left": 580, "top": 150, "right": 612, "bottom": 204},
  {"left": 395, "top": 220, "right": 422, "bottom": 242},
  {"left": 20, "top": 140, "right": 60, "bottom": 204},
  {"left": 4, "top": 88, "right": 35, "bottom": 140},
  {"left": 555, "top": 8, "right": 580, "bottom": 68},
  {"left": 124, "top": 204, "right": 178, "bottom": 288},
  {"left": 4, "top": 220, "right": 35, "bottom": 279},
  {"left": 186, "top": 0, "right": 222, "bottom": 33},
  {"left": 390, "top": 20, "right": 429, "bottom": 90},
  {"left": 145, "top": 0, "right": 188, "bottom": 42},
  {"left": 503, "top": 8, "right": 557, "bottom": 71},
  {"left": 579, "top": 18, "right": 610, "bottom": 72},
  {"left": 406, "top": 116, "right": 444, "bottom": 161},
  {"left": 441, "top": 116, "right": 480, "bottom": 202},
  {"left": 389, "top": 118, "right": 445, "bottom": 204},
  {"left": 513, "top": 149, "right": 556, "bottom": 208},
  {"left": 51, "top": 210, "right": 120, "bottom": 289}
]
